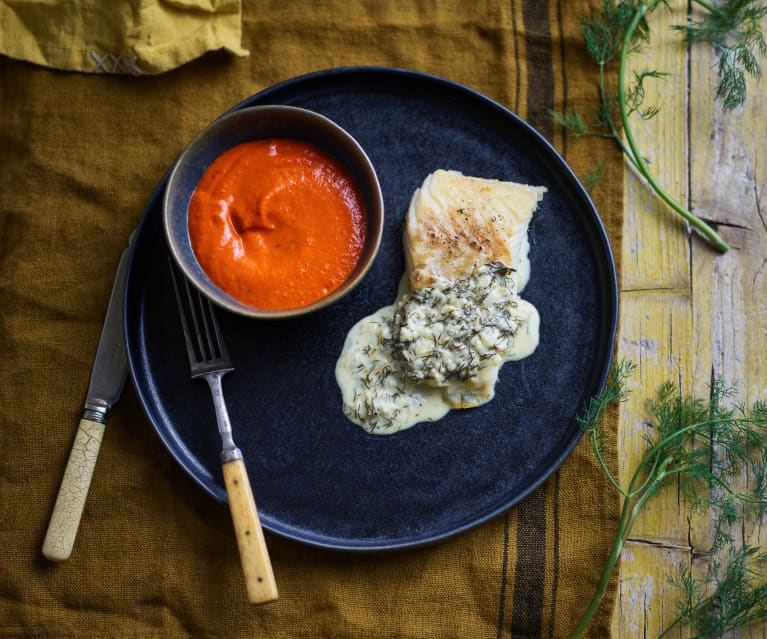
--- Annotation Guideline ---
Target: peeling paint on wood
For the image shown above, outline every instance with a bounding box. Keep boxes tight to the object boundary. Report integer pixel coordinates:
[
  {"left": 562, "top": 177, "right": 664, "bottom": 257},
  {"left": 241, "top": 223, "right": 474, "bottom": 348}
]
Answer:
[{"left": 613, "top": 6, "right": 767, "bottom": 638}]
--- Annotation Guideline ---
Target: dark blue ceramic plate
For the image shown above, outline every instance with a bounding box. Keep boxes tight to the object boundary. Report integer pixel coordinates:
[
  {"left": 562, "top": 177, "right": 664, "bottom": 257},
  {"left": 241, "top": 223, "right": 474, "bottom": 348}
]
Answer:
[{"left": 124, "top": 67, "right": 618, "bottom": 552}]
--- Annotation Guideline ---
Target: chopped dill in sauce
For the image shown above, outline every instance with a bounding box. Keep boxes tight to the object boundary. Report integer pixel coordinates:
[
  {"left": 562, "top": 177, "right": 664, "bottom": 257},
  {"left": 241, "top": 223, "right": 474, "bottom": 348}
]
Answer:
[
  {"left": 391, "top": 262, "right": 527, "bottom": 385},
  {"left": 335, "top": 262, "right": 540, "bottom": 434}
]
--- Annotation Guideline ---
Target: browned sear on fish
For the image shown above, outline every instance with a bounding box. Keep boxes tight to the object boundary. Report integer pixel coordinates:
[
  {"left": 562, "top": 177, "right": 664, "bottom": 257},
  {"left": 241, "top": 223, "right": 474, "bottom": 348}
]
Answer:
[{"left": 404, "top": 169, "right": 546, "bottom": 290}]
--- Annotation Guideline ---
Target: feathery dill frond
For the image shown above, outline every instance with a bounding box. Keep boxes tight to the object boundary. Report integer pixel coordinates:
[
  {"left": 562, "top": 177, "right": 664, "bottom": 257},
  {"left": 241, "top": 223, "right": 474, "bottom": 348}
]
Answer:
[
  {"left": 571, "top": 363, "right": 767, "bottom": 637},
  {"left": 675, "top": 0, "right": 767, "bottom": 108},
  {"left": 550, "top": 0, "right": 767, "bottom": 252}
]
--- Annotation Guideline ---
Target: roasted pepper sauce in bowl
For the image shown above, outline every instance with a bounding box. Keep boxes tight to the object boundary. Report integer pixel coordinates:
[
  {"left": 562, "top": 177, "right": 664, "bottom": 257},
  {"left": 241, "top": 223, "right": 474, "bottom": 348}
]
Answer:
[
  {"left": 189, "top": 138, "right": 367, "bottom": 310},
  {"left": 164, "top": 106, "right": 384, "bottom": 319}
]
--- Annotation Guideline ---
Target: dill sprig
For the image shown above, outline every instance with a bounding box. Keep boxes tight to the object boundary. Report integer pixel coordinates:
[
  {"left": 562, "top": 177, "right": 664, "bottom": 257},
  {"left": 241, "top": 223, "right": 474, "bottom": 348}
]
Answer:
[
  {"left": 676, "top": 0, "right": 767, "bottom": 109},
  {"left": 553, "top": 0, "right": 767, "bottom": 254},
  {"left": 570, "top": 361, "right": 767, "bottom": 638},
  {"left": 661, "top": 545, "right": 767, "bottom": 638},
  {"left": 581, "top": 163, "right": 606, "bottom": 193}
]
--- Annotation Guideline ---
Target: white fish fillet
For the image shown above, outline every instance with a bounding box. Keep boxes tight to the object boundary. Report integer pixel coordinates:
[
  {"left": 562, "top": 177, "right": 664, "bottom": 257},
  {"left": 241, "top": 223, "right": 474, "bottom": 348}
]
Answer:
[{"left": 404, "top": 169, "right": 546, "bottom": 290}]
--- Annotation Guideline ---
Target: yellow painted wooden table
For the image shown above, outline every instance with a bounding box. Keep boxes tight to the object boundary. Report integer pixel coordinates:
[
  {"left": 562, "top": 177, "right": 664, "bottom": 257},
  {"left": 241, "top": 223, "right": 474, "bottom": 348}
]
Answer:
[{"left": 611, "top": 7, "right": 767, "bottom": 638}]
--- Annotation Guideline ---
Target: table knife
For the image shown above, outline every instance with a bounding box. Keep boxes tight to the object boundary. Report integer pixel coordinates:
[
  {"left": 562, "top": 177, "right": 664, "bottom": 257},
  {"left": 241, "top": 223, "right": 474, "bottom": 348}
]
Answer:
[{"left": 42, "top": 232, "right": 134, "bottom": 561}]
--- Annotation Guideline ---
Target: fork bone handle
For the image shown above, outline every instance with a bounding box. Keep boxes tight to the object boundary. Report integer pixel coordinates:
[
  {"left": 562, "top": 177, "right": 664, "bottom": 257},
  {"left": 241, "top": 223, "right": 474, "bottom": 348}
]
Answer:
[
  {"left": 222, "top": 458, "right": 278, "bottom": 604},
  {"left": 42, "top": 417, "right": 106, "bottom": 561}
]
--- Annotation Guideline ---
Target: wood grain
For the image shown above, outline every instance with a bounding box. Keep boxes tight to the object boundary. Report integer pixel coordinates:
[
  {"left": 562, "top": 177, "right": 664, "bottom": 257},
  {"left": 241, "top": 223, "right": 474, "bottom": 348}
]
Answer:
[{"left": 614, "top": 5, "right": 767, "bottom": 637}]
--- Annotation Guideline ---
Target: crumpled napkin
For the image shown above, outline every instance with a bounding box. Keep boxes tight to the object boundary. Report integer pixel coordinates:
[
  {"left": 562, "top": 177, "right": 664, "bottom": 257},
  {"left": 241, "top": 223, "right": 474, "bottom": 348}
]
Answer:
[{"left": 0, "top": 0, "right": 248, "bottom": 75}]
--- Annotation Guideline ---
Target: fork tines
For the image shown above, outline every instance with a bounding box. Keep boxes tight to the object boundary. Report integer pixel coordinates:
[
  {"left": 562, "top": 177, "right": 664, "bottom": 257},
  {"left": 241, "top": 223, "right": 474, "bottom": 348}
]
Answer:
[{"left": 168, "top": 259, "right": 233, "bottom": 377}]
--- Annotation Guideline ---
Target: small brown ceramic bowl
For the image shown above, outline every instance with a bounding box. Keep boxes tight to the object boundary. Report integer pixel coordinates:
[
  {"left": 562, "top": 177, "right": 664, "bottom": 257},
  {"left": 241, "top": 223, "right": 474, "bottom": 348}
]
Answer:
[{"left": 163, "top": 105, "right": 384, "bottom": 319}]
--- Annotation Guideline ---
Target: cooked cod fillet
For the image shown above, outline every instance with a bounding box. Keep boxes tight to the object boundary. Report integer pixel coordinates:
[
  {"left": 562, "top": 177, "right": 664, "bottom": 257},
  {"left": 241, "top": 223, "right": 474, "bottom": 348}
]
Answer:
[{"left": 404, "top": 169, "right": 546, "bottom": 290}]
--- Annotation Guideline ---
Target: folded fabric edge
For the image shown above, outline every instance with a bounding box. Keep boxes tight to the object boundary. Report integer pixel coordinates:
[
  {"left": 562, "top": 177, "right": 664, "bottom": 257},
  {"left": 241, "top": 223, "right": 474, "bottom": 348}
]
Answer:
[
  {"left": 131, "top": 10, "right": 249, "bottom": 75},
  {"left": 0, "top": 6, "right": 248, "bottom": 75}
]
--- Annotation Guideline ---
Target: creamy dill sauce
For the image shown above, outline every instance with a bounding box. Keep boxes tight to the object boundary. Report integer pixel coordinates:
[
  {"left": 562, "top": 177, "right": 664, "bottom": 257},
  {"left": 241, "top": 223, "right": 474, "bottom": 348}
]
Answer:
[{"left": 335, "top": 262, "right": 540, "bottom": 435}]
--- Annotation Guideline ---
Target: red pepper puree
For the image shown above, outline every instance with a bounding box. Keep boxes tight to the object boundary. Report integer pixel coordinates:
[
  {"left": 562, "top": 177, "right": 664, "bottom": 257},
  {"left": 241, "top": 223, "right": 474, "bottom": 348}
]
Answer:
[{"left": 188, "top": 138, "right": 367, "bottom": 310}]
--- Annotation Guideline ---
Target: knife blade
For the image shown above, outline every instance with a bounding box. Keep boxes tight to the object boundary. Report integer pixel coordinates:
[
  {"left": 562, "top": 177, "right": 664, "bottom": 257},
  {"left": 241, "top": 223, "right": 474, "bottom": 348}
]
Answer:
[{"left": 42, "top": 231, "right": 135, "bottom": 561}]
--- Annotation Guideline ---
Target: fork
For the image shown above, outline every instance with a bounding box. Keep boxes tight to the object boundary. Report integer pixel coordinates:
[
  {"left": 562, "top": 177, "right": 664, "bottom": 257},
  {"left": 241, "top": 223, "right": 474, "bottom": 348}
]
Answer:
[{"left": 169, "top": 260, "right": 278, "bottom": 604}]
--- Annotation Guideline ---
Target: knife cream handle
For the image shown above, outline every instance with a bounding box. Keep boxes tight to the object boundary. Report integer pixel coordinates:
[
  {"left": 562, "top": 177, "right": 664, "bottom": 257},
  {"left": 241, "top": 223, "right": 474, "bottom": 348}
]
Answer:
[
  {"left": 222, "top": 458, "right": 278, "bottom": 604},
  {"left": 42, "top": 418, "right": 105, "bottom": 561}
]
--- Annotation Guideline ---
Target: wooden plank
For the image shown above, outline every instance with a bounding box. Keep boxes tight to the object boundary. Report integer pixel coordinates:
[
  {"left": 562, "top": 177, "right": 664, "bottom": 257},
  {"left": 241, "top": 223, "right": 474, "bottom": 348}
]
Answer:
[
  {"left": 615, "top": 4, "right": 695, "bottom": 636},
  {"left": 618, "top": 290, "right": 694, "bottom": 546},
  {"left": 686, "top": 6, "right": 767, "bottom": 638},
  {"left": 615, "top": 3, "right": 767, "bottom": 637},
  {"left": 620, "top": 5, "right": 690, "bottom": 293},
  {"left": 612, "top": 541, "right": 692, "bottom": 638},
  {"left": 616, "top": 0, "right": 709, "bottom": 557}
]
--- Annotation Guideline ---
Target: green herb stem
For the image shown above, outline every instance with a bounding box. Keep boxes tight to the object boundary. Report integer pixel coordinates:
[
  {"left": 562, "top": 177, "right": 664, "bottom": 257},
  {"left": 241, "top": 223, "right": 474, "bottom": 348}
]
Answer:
[
  {"left": 570, "top": 466, "right": 667, "bottom": 639},
  {"left": 617, "top": 2, "right": 730, "bottom": 253},
  {"left": 597, "top": 62, "right": 638, "bottom": 165},
  {"left": 571, "top": 445, "right": 672, "bottom": 639},
  {"left": 691, "top": 0, "right": 721, "bottom": 17},
  {"left": 588, "top": 428, "right": 627, "bottom": 496},
  {"left": 569, "top": 491, "right": 636, "bottom": 638},
  {"left": 554, "top": 0, "right": 764, "bottom": 253},
  {"left": 570, "top": 362, "right": 767, "bottom": 638}
]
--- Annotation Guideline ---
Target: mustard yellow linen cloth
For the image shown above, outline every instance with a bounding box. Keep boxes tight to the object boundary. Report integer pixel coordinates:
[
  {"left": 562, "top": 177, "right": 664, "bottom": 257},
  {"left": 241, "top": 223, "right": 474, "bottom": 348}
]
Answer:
[
  {"left": 0, "top": 0, "right": 248, "bottom": 74},
  {"left": 0, "top": 2, "right": 623, "bottom": 637}
]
